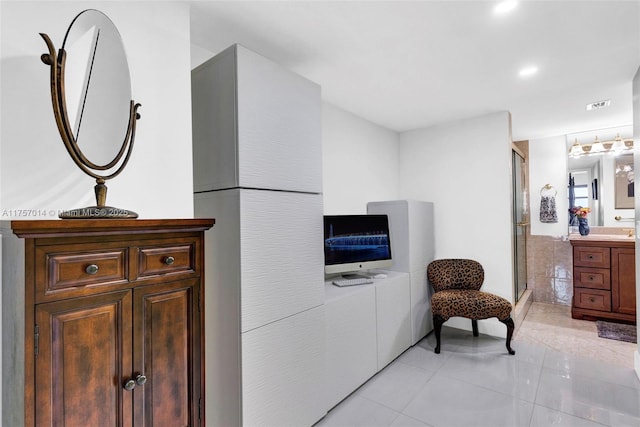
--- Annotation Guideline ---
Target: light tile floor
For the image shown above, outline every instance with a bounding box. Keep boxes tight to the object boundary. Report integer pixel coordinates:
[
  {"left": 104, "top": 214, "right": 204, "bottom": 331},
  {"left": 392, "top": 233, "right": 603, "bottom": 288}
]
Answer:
[
  {"left": 516, "top": 302, "right": 636, "bottom": 370},
  {"left": 316, "top": 303, "right": 640, "bottom": 427}
]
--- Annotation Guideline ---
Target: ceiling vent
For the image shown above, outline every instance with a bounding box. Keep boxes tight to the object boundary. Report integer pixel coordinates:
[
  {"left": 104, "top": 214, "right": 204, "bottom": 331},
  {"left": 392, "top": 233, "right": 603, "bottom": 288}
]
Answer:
[{"left": 586, "top": 100, "right": 611, "bottom": 111}]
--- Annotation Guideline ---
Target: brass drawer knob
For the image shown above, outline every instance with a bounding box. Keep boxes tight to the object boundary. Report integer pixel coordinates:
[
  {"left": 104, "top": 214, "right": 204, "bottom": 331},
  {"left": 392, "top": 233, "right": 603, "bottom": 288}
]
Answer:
[
  {"left": 164, "top": 256, "right": 175, "bottom": 265},
  {"left": 85, "top": 264, "right": 99, "bottom": 275}
]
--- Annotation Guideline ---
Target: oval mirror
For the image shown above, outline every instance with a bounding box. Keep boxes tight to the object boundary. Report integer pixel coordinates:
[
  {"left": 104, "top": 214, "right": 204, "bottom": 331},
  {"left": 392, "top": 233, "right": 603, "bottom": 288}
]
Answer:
[
  {"left": 62, "top": 9, "right": 132, "bottom": 166},
  {"left": 40, "top": 9, "right": 141, "bottom": 218}
]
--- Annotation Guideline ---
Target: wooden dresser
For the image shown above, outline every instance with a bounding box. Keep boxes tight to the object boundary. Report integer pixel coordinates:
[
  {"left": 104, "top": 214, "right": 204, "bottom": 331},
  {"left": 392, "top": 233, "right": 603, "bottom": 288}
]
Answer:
[
  {"left": 1, "top": 219, "right": 214, "bottom": 427},
  {"left": 570, "top": 236, "right": 636, "bottom": 323}
]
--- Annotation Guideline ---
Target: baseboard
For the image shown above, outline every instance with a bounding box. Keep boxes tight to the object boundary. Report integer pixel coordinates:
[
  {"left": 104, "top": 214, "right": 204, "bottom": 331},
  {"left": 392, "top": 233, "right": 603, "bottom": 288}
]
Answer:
[{"left": 635, "top": 350, "right": 640, "bottom": 381}]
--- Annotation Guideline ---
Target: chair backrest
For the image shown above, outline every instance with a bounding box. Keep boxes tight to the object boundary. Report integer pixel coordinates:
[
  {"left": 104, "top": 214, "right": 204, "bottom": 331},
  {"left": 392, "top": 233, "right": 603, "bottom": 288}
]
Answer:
[{"left": 427, "top": 259, "right": 484, "bottom": 292}]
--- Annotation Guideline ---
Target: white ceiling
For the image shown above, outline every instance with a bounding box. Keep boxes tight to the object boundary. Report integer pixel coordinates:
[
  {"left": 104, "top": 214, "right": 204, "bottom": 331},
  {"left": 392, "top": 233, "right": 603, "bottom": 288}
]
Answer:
[{"left": 189, "top": 0, "right": 640, "bottom": 141}]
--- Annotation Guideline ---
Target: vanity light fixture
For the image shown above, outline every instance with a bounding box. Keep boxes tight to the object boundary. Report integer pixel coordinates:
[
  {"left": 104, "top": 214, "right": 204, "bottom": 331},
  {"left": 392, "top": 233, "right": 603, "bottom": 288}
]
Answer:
[
  {"left": 602, "top": 139, "right": 614, "bottom": 151},
  {"left": 568, "top": 134, "right": 634, "bottom": 158},
  {"left": 615, "top": 163, "right": 633, "bottom": 175},
  {"left": 590, "top": 136, "right": 604, "bottom": 153},
  {"left": 494, "top": 0, "right": 518, "bottom": 15},
  {"left": 612, "top": 134, "right": 626, "bottom": 152},
  {"left": 569, "top": 138, "right": 583, "bottom": 157}
]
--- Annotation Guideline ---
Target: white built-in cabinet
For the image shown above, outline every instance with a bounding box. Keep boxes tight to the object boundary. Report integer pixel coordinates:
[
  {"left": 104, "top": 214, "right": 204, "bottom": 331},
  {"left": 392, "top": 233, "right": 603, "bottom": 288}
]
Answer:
[
  {"left": 324, "top": 283, "right": 377, "bottom": 409},
  {"left": 192, "top": 44, "right": 326, "bottom": 427},
  {"left": 375, "top": 273, "right": 412, "bottom": 367},
  {"left": 192, "top": 44, "right": 322, "bottom": 194},
  {"left": 324, "top": 271, "right": 410, "bottom": 409},
  {"left": 367, "top": 200, "right": 435, "bottom": 344}
]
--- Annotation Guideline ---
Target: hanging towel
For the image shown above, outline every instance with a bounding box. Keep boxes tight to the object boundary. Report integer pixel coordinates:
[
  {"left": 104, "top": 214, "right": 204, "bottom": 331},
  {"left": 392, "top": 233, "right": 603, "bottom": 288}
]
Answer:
[{"left": 540, "top": 196, "right": 558, "bottom": 223}]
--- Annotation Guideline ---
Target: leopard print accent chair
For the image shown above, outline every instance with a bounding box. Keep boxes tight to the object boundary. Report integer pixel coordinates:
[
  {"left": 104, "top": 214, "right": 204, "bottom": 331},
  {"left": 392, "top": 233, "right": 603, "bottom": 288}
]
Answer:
[{"left": 428, "top": 259, "right": 515, "bottom": 355}]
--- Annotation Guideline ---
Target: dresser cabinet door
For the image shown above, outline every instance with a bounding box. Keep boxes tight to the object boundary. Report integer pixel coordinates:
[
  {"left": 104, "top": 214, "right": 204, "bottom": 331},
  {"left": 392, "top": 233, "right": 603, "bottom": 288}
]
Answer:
[
  {"left": 35, "top": 291, "right": 133, "bottom": 427},
  {"left": 612, "top": 248, "right": 636, "bottom": 316},
  {"left": 34, "top": 281, "right": 202, "bottom": 427},
  {"left": 133, "top": 279, "right": 201, "bottom": 427}
]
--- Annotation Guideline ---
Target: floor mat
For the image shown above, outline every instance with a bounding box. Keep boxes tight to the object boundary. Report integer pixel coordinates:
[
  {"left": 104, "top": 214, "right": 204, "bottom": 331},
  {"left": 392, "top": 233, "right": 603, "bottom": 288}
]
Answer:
[{"left": 595, "top": 320, "right": 637, "bottom": 344}]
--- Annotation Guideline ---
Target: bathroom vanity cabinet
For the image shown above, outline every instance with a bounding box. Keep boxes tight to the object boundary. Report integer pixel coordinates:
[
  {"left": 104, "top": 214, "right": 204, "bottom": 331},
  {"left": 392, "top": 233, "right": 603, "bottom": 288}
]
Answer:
[
  {"left": 570, "top": 237, "right": 636, "bottom": 323},
  {"left": 1, "top": 219, "right": 214, "bottom": 427}
]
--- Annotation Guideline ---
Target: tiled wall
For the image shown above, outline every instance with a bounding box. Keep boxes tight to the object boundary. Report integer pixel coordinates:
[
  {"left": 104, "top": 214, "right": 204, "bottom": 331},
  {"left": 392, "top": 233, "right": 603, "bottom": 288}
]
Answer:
[{"left": 527, "top": 235, "right": 573, "bottom": 305}]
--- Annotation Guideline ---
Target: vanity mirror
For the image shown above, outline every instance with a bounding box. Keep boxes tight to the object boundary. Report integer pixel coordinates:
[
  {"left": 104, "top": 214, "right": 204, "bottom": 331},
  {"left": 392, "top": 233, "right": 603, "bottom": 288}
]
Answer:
[
  {"left": 567, "top": 126, "right": 634, "bottom": 228},
  {"left": 40, "top": 9, "right": 141, "bottom": 218}
]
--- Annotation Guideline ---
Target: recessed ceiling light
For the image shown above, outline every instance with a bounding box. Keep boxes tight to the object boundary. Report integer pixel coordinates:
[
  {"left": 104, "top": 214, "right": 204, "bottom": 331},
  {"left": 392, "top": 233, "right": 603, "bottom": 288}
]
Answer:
[
  {"left": 586, "top": 100, "right": 611, "bottom": 110},
  {"left": 518, "top": 66, "right": 538, "bottom": 78},
  {"left": 494, "top": 1, "right": 518, "bottom": 15}
]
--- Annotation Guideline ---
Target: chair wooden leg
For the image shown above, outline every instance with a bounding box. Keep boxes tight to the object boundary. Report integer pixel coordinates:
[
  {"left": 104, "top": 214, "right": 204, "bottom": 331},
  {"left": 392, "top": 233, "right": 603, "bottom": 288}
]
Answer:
[
  {"left": 471, "top": 319, "right": 479, "bottom": 337},
  {"left": 499, "top": 316, "right": 516, "bottom": 355},
  {"left": 433, "top": 314, "right": 445, "bottom": 354}
]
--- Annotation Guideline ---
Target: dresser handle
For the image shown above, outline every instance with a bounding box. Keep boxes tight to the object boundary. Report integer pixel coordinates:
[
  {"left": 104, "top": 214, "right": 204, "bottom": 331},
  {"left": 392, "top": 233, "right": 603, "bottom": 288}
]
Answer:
[
  {"left": 164, "top": 256, "right": 175, "bottom": 265},
  {"left": 123, "top": 374, "right": 146, "bottom": 391},
  {"left": 587, "top": 255, "right": 594, "bottom": 259},
  {"left": 588, "top": 276, "right": 594, "bottom": 281},
  {"left": 135, "top": 374, "right": 147, "bottom": 385},
  {"left": 589, "top": 297, "right": 596, "bottom": 303},
  {"left": 85, "top": 264, "right": 99, "bottom": 275}
]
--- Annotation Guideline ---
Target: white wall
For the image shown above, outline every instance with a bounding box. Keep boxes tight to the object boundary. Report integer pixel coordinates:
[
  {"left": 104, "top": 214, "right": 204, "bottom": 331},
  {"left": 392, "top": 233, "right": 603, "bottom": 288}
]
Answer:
[
  {"left": 0, "top": 1, "right": 194, "bottom": 219},
  {"left": 322, "top": 103, "right": 400, "bottom": 214},
  {"left": 529, "top": 135, "right": 569, "bottom": 236},
  {"left": 398, "top": 112, "right": 513, "bottom": 336}
]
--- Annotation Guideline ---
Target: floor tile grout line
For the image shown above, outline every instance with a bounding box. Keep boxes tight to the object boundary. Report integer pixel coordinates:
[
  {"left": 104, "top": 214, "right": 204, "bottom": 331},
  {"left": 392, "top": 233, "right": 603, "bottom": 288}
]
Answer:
[
  {"left": 526, "top": 346, "right": 548, "bottom": 427},
  {"left": 356, "top": 359, "right": 438, "bottom": 416}
]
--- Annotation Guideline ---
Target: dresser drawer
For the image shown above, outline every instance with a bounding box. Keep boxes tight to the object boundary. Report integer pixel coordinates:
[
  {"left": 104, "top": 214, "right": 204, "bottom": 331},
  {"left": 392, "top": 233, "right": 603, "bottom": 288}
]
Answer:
[
  {"left": 573, "top": 267, "right": 611, "bottom": 290},
  {"left": 574, "top": 288, "right": 611, "bottom": 311},
  {"left": 35, "top": 243, "right": 129, "bottom": 299},
  {"left": 137, "top": 241, "right": 196, "bottom": 278},
  {"left": 573, "top": 246, "right": 610, "bottom": 268}
]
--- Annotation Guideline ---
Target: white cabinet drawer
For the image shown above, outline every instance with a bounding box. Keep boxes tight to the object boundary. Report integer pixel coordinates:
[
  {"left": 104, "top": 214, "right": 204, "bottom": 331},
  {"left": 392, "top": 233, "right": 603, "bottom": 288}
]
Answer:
[
  {"left": 240, "top": 190, "right": 324, "bottom": 331},
  {"left": 325, "top": 284, "right": 377, "bottom": 409},
  {"left": 195, "top": 189, "right": 324, "bottom": 332},
  {"left": 375, "top": 272, "right": 411, "bottom": 369},
  {"left": 241, "top": 306, "right": 326, "bottom": 426},
  {"left": 192, "top": 44, "right": 322, "bottom": 193}
]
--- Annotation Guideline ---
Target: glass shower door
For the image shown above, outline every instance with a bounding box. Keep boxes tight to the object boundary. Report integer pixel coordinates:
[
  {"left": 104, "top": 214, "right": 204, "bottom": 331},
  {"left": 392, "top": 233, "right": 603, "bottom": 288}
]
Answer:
[{"left": 513, "top": 150, "right": 528, "bottom": 302}]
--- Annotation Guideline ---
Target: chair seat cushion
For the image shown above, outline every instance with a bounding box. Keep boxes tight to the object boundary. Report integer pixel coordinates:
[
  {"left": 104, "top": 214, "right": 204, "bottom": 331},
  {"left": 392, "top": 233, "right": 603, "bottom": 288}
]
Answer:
[{"left": 431, "top": 289, "right": 512, "bottom": 321}]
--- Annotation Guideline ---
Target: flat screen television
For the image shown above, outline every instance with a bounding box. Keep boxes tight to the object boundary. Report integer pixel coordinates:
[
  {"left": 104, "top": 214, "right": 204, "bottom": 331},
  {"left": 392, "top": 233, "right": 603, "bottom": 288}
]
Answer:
[{"left": 323, "top": 214, "right": 392, "bottom": 277}]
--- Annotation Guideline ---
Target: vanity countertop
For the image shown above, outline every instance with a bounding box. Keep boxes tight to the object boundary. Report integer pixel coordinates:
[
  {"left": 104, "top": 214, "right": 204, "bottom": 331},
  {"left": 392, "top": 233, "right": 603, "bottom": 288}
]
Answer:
[{"left": 568, "top": 233, "right": 635, "bottom": 244}]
